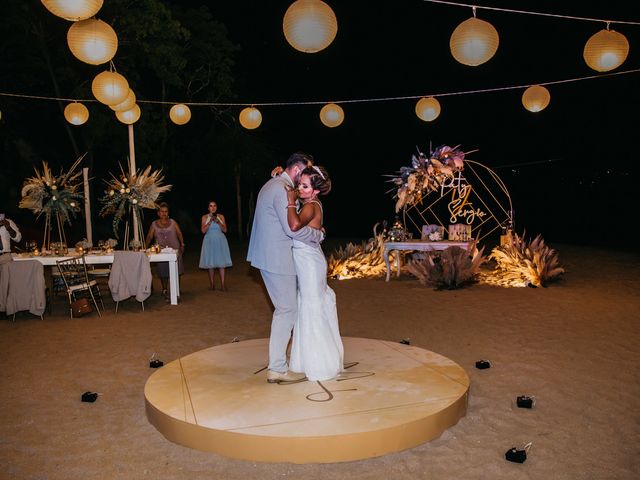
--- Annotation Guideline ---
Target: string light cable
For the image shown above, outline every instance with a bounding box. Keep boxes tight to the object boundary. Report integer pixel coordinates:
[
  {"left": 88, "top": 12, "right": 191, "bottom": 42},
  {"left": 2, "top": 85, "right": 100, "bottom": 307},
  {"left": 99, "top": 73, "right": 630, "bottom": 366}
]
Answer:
[
  {"left": 422, "top": 0, "right": 640, "bottom": 26},
  {"left": 1, "top": 68, "right": 639, "bottom": 109}
]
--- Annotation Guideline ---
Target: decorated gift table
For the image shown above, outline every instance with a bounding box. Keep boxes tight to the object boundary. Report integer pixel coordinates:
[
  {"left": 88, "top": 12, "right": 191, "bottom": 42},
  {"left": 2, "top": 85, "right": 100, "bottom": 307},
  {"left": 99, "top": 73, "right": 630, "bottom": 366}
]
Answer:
[
  {"left": 384, "top": 240, "right": 471, "bottom": 282},
  {"left": 13, "top": 250, "right": 180, "bottom": 305}
]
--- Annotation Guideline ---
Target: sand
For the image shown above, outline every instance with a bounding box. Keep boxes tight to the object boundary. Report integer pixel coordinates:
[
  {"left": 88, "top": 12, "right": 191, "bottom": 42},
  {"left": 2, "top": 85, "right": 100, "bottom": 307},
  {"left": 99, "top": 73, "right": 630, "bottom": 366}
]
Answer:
[{"left": 1, "top": 240, "right": 639, "bottom": 480}]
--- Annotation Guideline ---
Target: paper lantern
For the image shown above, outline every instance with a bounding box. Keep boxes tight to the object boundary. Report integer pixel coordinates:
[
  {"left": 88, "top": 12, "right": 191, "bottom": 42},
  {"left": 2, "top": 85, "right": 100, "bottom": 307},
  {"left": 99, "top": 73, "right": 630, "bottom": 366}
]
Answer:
[
  {"left": 583, "top": 29, "right": 629, "bottom": 72},
  {"left": 41, "top": 0, "right": 103, "bottom": 21},
  {"left": 115, "top": 104, "right": 141, "bottom": 124},
  {"left": 450, "top": 17, "right": 499, "bottom": 66},
  {"left": 283, "top": 0, "right": 338, "bottom": 53},
  {"left": 239, "top": 107, "right": 262, "bottom": 130},
  {"left": 319, "top": 103, "right": 344, "bottom": 127},
  {"left": 91, "top": 70, "right": 129, "bottom": 105},
  {"left": 67, "top": 18, "right": 117, "bottom": 65},
  {"left": 109, "top": 89, "right": 136, "bottom": 112},
  {"left": 415, "top": 97, "right": 441, "bottom": 122},
  {"left": 169, "top": 104, "right": 191, "bottom": 125},
  {"left": 64, "top": 102, "right": 89, "bottom": 125},
  {"left": 522, "top": 85, "right": 550, "bottom": 113}
]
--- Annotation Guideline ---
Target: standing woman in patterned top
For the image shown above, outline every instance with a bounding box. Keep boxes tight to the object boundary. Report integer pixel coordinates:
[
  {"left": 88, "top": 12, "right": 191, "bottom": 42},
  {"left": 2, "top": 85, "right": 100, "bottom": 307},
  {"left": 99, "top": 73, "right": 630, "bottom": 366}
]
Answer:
[{"left": 145, "top": 202, "right": 185, "bottom": 298}]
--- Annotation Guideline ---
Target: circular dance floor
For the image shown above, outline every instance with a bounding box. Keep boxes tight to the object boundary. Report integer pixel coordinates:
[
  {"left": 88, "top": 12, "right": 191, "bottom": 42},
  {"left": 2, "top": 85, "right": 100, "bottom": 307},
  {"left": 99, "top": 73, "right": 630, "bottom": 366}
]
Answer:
[{"left": 144, "top": 337, "right": 469, "bottom": 463}]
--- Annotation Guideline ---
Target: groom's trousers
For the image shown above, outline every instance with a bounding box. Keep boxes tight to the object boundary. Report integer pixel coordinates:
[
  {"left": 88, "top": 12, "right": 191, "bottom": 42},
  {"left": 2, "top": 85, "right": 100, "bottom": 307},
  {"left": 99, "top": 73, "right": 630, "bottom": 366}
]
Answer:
[{"left": 260, "top": 270, "right": 298, "bottom": 373}]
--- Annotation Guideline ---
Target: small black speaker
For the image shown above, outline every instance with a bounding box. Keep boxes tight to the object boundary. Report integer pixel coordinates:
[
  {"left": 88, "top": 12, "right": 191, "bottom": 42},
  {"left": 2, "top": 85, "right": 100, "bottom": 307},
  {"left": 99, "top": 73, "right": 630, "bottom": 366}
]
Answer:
[
  {"left": 505, "top": 447, "right": 527, "bottom": 463},
  {"left": 475, "top": 360, "right": 491, "bottom": 369},
  {"left": 517, "top": 395, "right": 534, "bottom": 408},
  {"left": 81, "top": 391, "right": 98, "bottom": 403},
  {"left": 149, "top": 359, "right": 164, "bottom": 368}
]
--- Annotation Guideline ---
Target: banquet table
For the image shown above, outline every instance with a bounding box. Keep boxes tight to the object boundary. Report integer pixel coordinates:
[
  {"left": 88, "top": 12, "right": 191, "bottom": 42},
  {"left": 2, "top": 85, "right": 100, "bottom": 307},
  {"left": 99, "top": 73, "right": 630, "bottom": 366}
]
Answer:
[
  {"left": 13, "top": 250, "right": 180, "bottom": 305},
  {"left": 383, "top": 240, "right": 471, "bottom": 282}
]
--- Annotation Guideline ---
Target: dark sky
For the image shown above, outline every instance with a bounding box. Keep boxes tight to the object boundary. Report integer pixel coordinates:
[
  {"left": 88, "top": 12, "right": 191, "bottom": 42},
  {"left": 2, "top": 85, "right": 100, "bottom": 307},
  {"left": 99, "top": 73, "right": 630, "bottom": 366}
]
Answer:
[
  {"left": 2, "top": 1, "right": 638, "bottom": 247},
  {"left": 208, "top": 0, "right": 639, "bottom": 245}
]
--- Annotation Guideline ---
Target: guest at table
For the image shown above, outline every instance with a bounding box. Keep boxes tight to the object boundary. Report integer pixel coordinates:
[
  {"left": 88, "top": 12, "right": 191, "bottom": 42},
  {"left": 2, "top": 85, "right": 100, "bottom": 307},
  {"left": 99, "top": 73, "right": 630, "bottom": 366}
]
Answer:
[
  {"left": 199, "top": 200, "right": 232, "bottom": 291},
  {"left": 145, "top": 202, "right": 184, "bottom": 298},
  {"left": 0, "top": 215, "right": 22, "bottom": 255}
]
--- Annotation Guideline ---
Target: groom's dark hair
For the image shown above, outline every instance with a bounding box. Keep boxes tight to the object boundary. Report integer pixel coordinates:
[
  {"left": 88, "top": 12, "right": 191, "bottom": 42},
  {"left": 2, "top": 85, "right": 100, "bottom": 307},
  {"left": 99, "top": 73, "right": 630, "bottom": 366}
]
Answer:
[{"left": 286, "top": 151, "right": 314, "bottom": 169}]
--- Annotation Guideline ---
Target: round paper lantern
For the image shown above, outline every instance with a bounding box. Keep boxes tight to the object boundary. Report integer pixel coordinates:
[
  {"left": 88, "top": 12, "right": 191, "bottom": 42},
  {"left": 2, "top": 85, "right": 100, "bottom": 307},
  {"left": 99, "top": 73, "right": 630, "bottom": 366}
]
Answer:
[
  {"left": 283, "top": 0, "right": 338, "bottom": 53},
  {"left": 109, "top": 89, "right": 136, "bottom": 112},
  {"left": 115, "top": 104, "right": 141, "bottom": 124},
  {"left": 64, "top": 102, "right": 89, "bottom": 125},
  {"left": 67, "top": 18, "right": 117, "bottom": 65},
  {"left": 239, "top": 107, "right": 262, "bottom": 130},
  {"left": 169, "top": 104, "right": 191, "bottom": 125},
  {"left": 583, "top": 29, "right": 629, "bottom": 72},
  {"left": 522, "top": 85, "right": 551, "bottom": 113},
  {"left": 91, "top": 70, "right": 129, "bottom": 105},
  {"left": 415, "top": 97, "right": 441, "bottom": 122},
  {"left": 450, "top": 17, "right": 499, "bottom": 66},
  {"left": 41, "top": 0, "right": 103, "bottom": 21},
  {"left": 319, "top": 103, "right": 344, "bottom": 127}
]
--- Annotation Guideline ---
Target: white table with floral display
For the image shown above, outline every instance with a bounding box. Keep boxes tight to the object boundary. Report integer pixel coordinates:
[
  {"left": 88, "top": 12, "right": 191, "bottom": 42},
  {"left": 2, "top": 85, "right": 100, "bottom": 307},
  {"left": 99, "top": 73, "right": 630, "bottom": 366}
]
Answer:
[
  {"left": 13, "top": 250, "right": 180, "bottom": 305},
  {"left": 383, "top": 240, "right": 471, "bottom": 282}
]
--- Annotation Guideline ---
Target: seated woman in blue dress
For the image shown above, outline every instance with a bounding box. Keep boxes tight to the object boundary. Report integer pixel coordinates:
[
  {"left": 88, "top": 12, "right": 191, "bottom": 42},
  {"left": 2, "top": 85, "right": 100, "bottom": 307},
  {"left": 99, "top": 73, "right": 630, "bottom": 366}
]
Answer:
[{"left": 199, "top": 200, "right": 232, "bottom": 291}]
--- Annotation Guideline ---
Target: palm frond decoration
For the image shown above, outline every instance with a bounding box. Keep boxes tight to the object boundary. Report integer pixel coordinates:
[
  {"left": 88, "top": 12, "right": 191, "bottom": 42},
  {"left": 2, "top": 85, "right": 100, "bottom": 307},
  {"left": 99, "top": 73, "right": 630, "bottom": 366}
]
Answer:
[
  {"left": 19, "top": 154, "right": 86, "bottom": 249},
  {"left": 386, "top": 144, "right": 474, "bottom": 213},
  {"left": 99, "top": 164, "right": 172, "bottom": 240},
  {"left": 482, "top": 230, "right": 565, "bottom": 287},
  {"left": 19, "top": 154, "right": 85, "bottom": 223},
  {"left": 327, "top": 224, "right": 390, "bottom": 279},
  {"left": 406, "top": 240, "right": 486, "bottom": 289}
]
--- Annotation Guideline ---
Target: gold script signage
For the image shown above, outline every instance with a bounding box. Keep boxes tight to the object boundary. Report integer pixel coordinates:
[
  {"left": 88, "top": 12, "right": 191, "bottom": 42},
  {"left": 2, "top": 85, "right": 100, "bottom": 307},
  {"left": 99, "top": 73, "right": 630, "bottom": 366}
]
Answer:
[{"left": 441, "top": 173, "right": 486, "bottom": 224}]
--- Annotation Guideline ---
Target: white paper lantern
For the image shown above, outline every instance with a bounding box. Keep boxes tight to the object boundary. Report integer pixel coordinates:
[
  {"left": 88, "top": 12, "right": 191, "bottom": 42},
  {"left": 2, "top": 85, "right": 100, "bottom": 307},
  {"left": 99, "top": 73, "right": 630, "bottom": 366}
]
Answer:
[
  {"left": 283, "top": 0, "right": 338, "bottom": 53},
  {"left": 583, "top": 29, "right": 629, "bottom": 72},
  {"left": 91, "top": 70, "right": 129, "bottom": 105},
  {"left": 169, "top": 104, "right": 191, "bottom": 125},
  {"left": 239, "top": 107, "right": 262, "bottom": 130},
  {"left": 415, "top": 97, "right": 441, "bottom": 122},
  {"left": 450, "top": 17, "right": 499, "bottom": 66},
  {"left": 41, "top": 0, "right": 103, "bottom": 21},
  {"left": 115, "top": 104, "right": 141, "bottom": 124},
  {"left": 319, "top": 103, "right": 344, "bottom": 127},
  {"left": 67, "top": 18, "right": 117, "bottom": 65},
  {"left": 64, "top": 102, "right": 89, "bottom": 125},
  {"left": 109, "top": 89, "right": 136, "bottom": 112},
  {"left": 522, "top": 85, "right": 551, "bottom": 113}
]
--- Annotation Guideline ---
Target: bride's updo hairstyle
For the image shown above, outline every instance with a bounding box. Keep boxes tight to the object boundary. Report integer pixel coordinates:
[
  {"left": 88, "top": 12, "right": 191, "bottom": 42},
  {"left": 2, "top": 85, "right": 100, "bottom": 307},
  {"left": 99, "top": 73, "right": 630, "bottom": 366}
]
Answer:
[{"left": 301, "top": 166, "right": 331, "bottom": 195}]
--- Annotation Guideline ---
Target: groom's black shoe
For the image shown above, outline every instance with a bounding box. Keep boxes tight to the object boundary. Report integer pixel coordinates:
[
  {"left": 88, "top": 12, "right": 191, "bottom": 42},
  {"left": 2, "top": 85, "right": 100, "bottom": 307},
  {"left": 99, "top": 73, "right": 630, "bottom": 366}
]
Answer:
[{"left": 267, "top": 370, "right": 307, "bottom": 384}]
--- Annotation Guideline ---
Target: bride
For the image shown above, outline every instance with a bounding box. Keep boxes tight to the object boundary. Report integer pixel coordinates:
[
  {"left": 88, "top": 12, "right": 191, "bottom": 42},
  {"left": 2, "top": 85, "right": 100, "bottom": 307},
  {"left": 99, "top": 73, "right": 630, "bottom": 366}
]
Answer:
[{"left": 285, "top": 165, "right": 344, "bottom": 381}]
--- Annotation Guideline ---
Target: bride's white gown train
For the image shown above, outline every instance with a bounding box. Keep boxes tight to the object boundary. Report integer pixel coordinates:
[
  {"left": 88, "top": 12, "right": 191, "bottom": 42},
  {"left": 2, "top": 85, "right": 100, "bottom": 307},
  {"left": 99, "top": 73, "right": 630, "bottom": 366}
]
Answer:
[{"left": 289, "top": 238, "right": 344, "bottom": 381}]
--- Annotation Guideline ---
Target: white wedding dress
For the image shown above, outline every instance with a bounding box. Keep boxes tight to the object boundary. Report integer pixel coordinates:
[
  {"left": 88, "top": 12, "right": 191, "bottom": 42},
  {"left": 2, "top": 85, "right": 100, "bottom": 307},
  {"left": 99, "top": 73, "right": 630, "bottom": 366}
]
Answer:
[{"left": 289, "top": 232, "right": 344, "bottom": 381}]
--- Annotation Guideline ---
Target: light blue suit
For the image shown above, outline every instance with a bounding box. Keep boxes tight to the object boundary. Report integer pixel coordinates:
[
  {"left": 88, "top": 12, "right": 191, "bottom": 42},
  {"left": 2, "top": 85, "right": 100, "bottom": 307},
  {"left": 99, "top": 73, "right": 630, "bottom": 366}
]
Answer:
[{"left": 247, "top": 172, "right": 324, "bottom": 373}]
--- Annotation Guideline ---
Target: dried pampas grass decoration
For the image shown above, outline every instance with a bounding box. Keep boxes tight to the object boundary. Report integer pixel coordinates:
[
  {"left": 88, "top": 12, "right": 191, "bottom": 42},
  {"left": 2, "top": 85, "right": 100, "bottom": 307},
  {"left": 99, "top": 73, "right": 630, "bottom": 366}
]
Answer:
[
  {"left": 484, "top": 230, "right": 564, "bottom": 287},
  {"left": 100, "top": 164, "right": 172, "bottom": 239},
  {"left": 327, "top": 225, "right": 389, "bottom": 279},
  {"left": 406, "top": 240, "right": 485, "bottom": 289}
]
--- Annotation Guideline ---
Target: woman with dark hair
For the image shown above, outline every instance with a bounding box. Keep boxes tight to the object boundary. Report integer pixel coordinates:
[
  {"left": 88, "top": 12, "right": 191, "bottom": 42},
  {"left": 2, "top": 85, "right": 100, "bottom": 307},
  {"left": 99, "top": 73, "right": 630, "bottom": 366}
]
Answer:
[
  {"left": 285, "top": 165, "right": 344, "bottom": 381},
  {"left": 145, "top": 202, "right": 185, "bottom": 298},
  {"left": 199, "top": 200, "right": 232, "bottom": 291}
]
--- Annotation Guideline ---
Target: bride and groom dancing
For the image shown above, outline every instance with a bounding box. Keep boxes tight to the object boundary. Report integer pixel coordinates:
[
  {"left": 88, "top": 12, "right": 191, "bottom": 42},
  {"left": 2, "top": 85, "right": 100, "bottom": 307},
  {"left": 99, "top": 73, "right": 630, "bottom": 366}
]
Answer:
[{"left": 247, "top": 152, "right": 344, "bottom": 383}]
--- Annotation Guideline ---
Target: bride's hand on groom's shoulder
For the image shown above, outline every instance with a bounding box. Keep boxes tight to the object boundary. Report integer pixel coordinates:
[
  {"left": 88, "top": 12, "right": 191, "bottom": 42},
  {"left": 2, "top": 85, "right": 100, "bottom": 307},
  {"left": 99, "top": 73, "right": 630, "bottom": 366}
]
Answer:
[{"left": 271, "top": 166, "right": 283, "bottom": 177}]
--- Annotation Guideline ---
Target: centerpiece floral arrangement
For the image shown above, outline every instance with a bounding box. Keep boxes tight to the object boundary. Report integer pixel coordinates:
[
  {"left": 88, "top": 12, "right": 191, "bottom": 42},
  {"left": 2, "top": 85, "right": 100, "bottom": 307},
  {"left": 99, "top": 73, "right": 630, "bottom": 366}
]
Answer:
[
  {"left": 99, "top": 164, "right": 171, "bottom": 244},
  {"left": 19, "top": 154, "right": 85, "bottom": 249},
  {"left": 388, "top": 144, "right": 470, "bottom": 212}
]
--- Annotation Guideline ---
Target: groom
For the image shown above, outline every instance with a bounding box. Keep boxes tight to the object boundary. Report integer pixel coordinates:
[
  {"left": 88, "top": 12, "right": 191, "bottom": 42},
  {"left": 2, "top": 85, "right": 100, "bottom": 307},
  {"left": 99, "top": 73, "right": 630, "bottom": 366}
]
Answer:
[{"left": 247, "top": 152, "right": 324, "bottom": 384}]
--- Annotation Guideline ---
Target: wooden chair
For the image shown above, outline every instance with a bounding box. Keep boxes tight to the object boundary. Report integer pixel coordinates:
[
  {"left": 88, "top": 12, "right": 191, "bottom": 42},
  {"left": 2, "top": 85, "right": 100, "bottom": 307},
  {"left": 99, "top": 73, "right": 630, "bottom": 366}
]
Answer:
[
  {"left": 0, "top": 260, "right": 46, "bottom": 321},
  {"left": 108, "top": 251, "right": 152, "bottom": 313},
  {"left": 56, "top": 255, "right": 104, "bottom": 318}
]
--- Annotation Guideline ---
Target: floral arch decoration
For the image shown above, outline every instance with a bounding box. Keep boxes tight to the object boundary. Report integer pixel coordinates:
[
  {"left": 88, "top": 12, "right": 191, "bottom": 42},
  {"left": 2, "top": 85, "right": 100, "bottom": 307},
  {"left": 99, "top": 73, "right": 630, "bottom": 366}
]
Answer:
[{"left": 389, "top": 145, "right": 514, "bottom": 243}]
